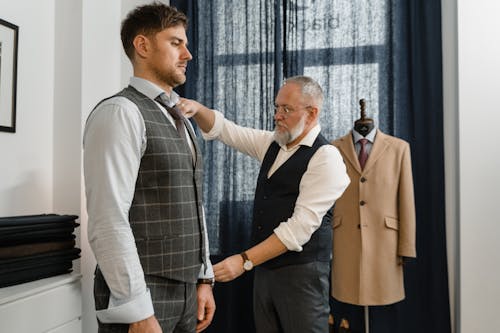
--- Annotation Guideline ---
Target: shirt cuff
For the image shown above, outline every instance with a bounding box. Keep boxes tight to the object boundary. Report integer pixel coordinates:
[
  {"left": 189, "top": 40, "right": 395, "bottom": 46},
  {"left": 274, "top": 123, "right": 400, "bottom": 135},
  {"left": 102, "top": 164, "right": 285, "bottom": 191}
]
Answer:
[
  {"left": 274, "top": 224, "right": 303, "bottom": 252},
  {"left": 96, "top": 288, "right": 154, "bottom": 324},
  {"left": 198, "top": 260, "right": 214, "bottom": 279},
  {"left": 201, "top": 110, "right": 224, "bottom": 139}
]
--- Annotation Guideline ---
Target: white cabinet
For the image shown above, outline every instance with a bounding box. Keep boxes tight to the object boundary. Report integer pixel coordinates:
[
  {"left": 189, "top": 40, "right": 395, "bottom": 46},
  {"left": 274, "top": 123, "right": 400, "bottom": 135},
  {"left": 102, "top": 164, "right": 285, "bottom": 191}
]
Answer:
[{"left": 0, "top": 274, "right": 82, "bottom": 333}]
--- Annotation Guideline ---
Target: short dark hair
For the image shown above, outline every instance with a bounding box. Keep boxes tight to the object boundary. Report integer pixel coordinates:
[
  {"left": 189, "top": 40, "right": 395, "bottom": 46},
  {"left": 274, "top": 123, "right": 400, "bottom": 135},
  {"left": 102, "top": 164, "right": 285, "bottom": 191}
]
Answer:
[{"left": 121, "top": 2, "right": 188, "bottom": 60}]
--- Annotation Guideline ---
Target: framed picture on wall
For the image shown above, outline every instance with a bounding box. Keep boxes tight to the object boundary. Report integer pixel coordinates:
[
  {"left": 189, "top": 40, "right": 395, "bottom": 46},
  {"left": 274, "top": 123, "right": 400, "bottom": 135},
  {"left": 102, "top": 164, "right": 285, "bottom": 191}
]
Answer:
[{"left": 0, "top": 18, "right": 18, "bottom": 133}]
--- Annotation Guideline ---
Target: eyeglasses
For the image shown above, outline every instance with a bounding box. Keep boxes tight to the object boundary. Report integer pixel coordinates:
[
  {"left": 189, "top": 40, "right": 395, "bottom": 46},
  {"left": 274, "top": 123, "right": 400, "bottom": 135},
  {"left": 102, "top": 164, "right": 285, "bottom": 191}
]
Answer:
[{"left": 273, "top": 104, "right": 311, "bottom": 117}]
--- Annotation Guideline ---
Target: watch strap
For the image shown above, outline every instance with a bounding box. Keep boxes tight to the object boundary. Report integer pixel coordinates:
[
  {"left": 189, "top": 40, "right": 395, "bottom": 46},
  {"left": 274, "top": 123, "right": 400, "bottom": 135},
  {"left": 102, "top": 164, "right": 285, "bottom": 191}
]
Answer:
[
  {"left": 197, "top": 278, "right": 215, "bottom": 287},
  {"left": 241, "top": 251, "right": 250, "bottom": 262},
  {"left": 240, "top": 251, "right": 254, "bottom": 271}
]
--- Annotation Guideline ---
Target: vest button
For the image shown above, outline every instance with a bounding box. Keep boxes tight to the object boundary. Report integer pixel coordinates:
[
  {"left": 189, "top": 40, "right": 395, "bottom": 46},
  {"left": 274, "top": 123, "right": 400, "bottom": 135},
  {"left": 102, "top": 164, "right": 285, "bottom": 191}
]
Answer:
[
  {"left": 257, "top": 225, "right": 262, "bottom": 230},
  {"left": 360, "top": 177, "right": 366, "bottom": 183},
  {"left": 357, "top": 224, "right": 361, "bottom": 229},
  {"left": 263, "top": 195, "right": 268, "bottom": 200},
  {"left": 360, "top": 200, "right": 366, "bottom": 206}
]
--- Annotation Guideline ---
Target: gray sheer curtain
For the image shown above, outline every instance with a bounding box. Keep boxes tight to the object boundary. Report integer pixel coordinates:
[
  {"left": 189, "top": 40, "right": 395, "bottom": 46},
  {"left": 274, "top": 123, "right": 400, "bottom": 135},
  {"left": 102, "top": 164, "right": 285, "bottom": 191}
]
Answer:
[
  {"left": 194, "top": 1, "right": 277, "bottom": 253},
  {"left": 192, "top": 0, "right": 389, "bottom": 253},
  {"left": 285, "top": 0, "right": 390, "bottom": 139}
]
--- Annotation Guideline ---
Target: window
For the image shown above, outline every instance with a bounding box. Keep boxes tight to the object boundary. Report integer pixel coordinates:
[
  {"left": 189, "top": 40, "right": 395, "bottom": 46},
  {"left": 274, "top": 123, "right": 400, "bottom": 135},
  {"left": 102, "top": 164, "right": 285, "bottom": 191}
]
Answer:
[{"left": 192, "top": 0, "right": 391, "bottom": 253}]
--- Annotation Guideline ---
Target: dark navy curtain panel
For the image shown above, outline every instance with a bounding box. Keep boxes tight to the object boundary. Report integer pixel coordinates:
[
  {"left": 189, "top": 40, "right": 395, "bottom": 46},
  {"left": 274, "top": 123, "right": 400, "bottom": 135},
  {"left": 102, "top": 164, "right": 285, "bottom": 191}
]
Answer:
[{"left": 172, "top": 1, "right": 450, "bottom": 332}]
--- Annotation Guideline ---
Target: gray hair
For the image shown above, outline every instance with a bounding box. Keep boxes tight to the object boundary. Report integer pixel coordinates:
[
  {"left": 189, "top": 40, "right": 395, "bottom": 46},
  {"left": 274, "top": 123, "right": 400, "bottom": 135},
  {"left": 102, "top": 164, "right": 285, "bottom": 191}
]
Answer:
[{"left": 284, "top": 76, "right": 324, "bottom": 110}]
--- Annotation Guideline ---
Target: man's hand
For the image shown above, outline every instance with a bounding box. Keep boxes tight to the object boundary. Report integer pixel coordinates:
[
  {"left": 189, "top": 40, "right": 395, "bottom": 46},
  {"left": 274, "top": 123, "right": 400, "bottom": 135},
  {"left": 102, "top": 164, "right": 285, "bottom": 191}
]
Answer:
[
  {"left": 213, "top": 254, "right": 245, "bottom": 282},
  {"left": 177, "top": 98, "right": 208, "bottom": 119},
  {"left": 196, "top": 284, "right": 216, "bottom": 332},
  {"left": 176, "top": 98, "right": 215, "bottom": 133},
  {"left": 128, "top": 315, "right": 162, "bottom": 333}
]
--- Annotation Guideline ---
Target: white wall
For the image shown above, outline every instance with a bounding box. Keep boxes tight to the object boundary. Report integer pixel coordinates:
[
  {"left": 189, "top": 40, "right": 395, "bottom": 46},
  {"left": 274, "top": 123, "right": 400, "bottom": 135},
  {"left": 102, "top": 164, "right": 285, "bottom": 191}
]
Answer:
[
  {"left": 0, "top": 0, "right": 55, "bottom": 215},
  {"left": 444, "top": 0, "right": 500, "bottom": 332},
  {"left": 457, "top": 1, "right": 500, "bottom": 332},
  {"left": 441, "top": 1, "right": 459, "bottom": 331},
  {"left": 53, "top": 0, "right": 83, "bottom": 264}
]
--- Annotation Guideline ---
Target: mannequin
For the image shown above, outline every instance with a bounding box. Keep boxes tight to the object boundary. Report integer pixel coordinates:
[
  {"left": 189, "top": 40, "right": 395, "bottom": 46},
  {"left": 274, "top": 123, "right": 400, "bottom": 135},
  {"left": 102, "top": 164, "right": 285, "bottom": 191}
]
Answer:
[
  {"left": 330, "top": 99, "right": 416, "bottom": 333},
  {"left": 353, "top": 99, "right": 374, "bottom": 137}
]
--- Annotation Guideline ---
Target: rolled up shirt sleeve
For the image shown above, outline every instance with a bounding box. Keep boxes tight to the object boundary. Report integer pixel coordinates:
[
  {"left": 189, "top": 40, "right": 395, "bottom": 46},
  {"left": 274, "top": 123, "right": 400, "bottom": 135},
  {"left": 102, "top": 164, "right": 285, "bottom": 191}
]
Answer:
[
  {"left": 96, "top": 289, "right": 154, "bottom": 324},
  {"left": 273, "top": 145, "right": 350, "bottom": 251},
  {"left": 201, "top": 110, "right": 225, "bottom": 140},
  {"left": 198, "top": 206, "right": 214, "bottom": 279}
]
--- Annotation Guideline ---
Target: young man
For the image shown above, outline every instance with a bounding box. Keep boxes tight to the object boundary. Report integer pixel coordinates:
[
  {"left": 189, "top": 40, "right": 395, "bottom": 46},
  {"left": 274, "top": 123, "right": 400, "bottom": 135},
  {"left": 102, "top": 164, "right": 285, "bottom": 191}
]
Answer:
[
  {"left": 83, "top": 4, "right": 215, "bottom": 333},
  {"left": 179, "top": 76, "right": 350, "bottom": 333}
]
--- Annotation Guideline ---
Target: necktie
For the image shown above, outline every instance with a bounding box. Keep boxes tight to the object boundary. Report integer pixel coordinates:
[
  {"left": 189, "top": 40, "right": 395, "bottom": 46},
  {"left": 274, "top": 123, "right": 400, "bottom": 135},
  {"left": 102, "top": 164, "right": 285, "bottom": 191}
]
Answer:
[
  {"left": 358, "top": 138, "right": 369, "bottom": 170},
  {"left": 155, "top": 93, "right": 187, "bottom": 141}
]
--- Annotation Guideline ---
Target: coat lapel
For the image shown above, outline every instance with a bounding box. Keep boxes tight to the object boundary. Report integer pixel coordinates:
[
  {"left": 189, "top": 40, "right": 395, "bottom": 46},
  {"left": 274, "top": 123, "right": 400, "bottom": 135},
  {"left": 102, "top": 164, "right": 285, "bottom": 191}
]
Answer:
[
  {"left": 363, "top": 129, "right": 390, "bottom": 172},
  {"left": 336, "top": 131, "right": 363, "bottom": 174}
]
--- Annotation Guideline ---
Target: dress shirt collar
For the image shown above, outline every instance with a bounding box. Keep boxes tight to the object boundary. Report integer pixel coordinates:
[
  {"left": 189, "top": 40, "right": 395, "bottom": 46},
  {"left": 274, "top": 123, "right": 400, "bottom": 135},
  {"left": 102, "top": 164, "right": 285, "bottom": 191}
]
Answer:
[
  {"left": 129, "top": 77, "right": 180, "bottom": 107},
  {"left": 353, "top": 127, "right": 377, "bottom": 144},
  {"left": 279, "top": 124, "right": 322, "bottom": 152}
]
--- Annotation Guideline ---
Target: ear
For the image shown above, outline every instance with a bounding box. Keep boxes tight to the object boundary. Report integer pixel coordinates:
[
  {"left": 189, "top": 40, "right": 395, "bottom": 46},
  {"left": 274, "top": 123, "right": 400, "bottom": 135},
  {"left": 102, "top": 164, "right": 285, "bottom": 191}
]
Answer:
[
  {"left": 133, "top": 34, "right": 150, "bottom": 59},
  {"left": 307, "top": 106, "right": 319, "bottom": 121}
]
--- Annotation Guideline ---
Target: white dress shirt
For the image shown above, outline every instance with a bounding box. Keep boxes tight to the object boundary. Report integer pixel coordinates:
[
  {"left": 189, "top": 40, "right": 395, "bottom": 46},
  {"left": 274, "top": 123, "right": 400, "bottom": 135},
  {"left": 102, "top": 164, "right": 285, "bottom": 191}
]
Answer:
[
  {"left": 83, "top": 77, "right": 213, "bottom": 324},
  {"left": 353, "top": 128, "right": 377, "bottom": 156},
  {"left": 202, "top": 110, "right": 350, "bottom": 251}
]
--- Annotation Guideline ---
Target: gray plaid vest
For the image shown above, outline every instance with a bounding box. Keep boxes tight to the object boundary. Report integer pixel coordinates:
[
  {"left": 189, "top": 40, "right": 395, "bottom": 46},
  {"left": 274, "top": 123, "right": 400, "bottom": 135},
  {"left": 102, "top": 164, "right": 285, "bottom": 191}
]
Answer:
[{"left": 115, "top": 86, "right": 205, "bottom": 283}]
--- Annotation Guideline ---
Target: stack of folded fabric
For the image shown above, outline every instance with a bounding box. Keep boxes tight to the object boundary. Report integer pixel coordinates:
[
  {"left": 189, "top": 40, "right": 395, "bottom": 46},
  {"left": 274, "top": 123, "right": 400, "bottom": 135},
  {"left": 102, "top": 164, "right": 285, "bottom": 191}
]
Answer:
[{"left": 0, "top": 214, "right": 81, "bottom": 288}]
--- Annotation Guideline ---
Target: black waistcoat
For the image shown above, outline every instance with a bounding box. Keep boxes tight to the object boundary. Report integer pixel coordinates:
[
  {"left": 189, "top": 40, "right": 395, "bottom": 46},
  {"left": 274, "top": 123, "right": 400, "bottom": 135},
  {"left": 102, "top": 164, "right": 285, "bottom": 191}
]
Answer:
[{"left": 252, "top": 134, "right": 333, "bottom": 269}]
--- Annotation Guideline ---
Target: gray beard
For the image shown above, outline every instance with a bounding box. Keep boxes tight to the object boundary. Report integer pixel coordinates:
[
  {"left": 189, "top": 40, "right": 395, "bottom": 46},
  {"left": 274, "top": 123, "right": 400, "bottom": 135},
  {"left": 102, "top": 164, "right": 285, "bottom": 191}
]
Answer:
[
  {"left": 273, "top": 115, "right": 306, "bottom": 146},
  {"left": 274, "top": 130, "right": 291, "bottom": 146}
]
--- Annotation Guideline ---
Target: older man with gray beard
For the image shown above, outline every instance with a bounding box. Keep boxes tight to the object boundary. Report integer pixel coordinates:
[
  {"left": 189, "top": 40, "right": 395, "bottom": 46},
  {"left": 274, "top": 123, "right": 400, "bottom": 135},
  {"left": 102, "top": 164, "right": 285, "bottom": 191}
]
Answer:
[{"left": 179, "top": 75, "right": 350, "bottom": 333}]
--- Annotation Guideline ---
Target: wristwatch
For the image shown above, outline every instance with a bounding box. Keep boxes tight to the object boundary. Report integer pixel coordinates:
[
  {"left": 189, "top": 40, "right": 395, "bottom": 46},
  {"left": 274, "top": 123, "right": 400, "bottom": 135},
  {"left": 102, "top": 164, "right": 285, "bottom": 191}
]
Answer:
[
  {"left": 197, "top": 278, "right": 215, "bottom": 288},
  {"left": 240, "top": 252, "right": 254, "bottom": 271}
]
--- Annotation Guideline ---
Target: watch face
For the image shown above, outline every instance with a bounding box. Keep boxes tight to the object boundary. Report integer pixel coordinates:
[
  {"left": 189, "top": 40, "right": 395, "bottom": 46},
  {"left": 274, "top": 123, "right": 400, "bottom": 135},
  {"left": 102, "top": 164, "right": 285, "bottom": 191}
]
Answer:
[{"left": 243, "top": 260, "right": 253, "bottom": 271}]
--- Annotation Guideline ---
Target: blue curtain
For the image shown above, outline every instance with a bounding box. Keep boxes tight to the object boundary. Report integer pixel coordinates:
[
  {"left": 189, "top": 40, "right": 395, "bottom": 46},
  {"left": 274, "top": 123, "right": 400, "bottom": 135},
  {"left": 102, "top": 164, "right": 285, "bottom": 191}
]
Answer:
[{"left": 172, "top": 1, "right": 450, "bottom": 332}]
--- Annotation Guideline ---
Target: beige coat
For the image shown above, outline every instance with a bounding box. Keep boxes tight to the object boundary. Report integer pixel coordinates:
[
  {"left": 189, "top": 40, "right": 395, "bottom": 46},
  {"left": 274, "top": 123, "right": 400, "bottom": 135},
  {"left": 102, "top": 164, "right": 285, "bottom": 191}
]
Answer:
[{"left": 331, "top": 130, "right": 416, "bottom": 305}]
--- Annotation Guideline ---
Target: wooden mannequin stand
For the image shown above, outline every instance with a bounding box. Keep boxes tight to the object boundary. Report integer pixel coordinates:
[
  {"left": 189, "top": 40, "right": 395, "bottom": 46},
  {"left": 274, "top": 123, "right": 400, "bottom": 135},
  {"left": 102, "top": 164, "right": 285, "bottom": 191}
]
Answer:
[
  {"left": 354, "top": 99, "right": 374, "bottom": 137},
  {"left": 356, "top": 98, "right": 372, "bottom": 333}
]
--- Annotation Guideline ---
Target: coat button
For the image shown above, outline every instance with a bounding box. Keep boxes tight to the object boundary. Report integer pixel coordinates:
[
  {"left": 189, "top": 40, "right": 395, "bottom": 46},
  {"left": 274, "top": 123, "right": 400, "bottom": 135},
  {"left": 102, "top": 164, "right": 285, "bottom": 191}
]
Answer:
[
  {"left": 357, "top": 224, "right": 361, "bottom": 229},
  {"left": 360, "top": 177, "right": 366, "bottom": 183},
  {"left": 360, "top": 200, "right": 366, "bottom": 206},
  {"left": 257, "top": 225, "right": 262, "bottom": 230}
]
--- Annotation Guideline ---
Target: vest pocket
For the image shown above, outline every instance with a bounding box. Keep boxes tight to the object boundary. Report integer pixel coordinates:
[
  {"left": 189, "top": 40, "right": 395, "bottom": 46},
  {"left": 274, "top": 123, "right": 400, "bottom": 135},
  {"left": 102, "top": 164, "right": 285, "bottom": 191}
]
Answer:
[{"left": 384, "top": 216, "right": 399, "bottom": 230}]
